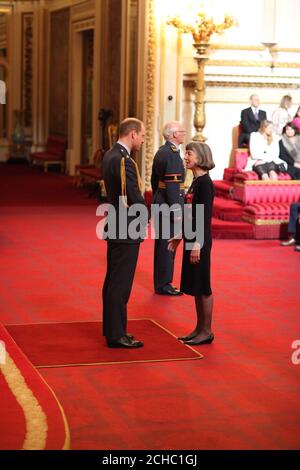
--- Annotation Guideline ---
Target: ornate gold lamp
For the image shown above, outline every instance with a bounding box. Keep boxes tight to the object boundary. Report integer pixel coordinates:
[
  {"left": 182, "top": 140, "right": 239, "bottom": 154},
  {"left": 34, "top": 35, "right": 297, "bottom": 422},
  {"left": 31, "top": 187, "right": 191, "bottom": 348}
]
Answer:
[{"left": 167, "top": 12, "right": 236, "bottom": 142}]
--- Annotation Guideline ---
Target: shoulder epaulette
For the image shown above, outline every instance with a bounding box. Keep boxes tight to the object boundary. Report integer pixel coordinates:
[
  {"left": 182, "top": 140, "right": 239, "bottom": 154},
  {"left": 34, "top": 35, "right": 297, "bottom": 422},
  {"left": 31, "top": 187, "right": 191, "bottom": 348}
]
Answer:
[{"left": 119, "top": 147, "right": 130, "bottom": 158}]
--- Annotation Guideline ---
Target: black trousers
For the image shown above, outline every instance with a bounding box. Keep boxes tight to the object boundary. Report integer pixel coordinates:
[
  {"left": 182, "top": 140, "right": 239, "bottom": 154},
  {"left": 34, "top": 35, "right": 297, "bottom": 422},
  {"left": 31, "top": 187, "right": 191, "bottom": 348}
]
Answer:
[
  {"left": 153, "top": 213, "right": 176, "bottom": 291},
  {"left": 154, "top": 238, "right": 175, "bottom": 291},
  {"left": 287, "top": 203, "right": 300, "bottom": 238},
  {"left": 102, "top": 242, "right": 140, "bottom": 340}
]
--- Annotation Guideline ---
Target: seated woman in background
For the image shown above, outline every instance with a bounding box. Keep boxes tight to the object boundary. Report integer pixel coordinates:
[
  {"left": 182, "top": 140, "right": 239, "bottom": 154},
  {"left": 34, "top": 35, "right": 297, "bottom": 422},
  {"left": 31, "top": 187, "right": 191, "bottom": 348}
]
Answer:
[
  {"left": 272, "top": 94, "right": 292, "bottom": 135},
  {"left": 292, "top": 106, "right": 300, "bottom": 131},
  {"left": 279, "top": 123, "right": 300, "bottom": 180},
  {"left": 248, "top": 120, "right": 286, "bottom": 180}
]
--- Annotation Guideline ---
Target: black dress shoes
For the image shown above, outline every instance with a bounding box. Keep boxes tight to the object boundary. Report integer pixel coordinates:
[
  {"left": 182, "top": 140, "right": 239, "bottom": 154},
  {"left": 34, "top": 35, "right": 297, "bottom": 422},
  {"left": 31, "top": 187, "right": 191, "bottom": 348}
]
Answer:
[
  {"left": 184, "top": 333, "right": 214, "bottom": 346},
  {"left": 177, "top": 331, "right": 198, "bottom": 341},
  {"left": 281, "top": 238, "right": 296, "bottom": 246},
  {"left": 106, "top": 336, "right": 144, "bottom": 348},
  {"left": 155, "top": 285, "right": 183, "bottom": 296}
]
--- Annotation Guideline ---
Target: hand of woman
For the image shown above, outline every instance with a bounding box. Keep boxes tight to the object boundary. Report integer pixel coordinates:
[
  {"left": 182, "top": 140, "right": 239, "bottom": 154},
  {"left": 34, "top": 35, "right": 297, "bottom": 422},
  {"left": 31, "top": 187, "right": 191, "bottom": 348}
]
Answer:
[
  {"left": 294, "top": 162, "right": 300, "bottom": 169},
  {"left": 190, "top": 242, "right": 201, "bottom": 264},
  {"left": 168, "top": 237, "right": 182, "bottom": 252}
]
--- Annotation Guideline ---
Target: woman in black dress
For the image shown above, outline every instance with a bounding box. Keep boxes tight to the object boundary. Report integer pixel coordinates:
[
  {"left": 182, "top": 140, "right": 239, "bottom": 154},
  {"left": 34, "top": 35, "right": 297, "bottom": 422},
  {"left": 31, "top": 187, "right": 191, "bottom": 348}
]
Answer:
[{"left": 168, "top": 142, "right": 215, "bottom": 345}]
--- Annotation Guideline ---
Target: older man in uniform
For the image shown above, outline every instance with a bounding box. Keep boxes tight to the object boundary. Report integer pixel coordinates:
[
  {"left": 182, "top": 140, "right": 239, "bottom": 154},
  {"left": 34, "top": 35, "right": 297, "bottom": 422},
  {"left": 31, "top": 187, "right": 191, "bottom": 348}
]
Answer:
[
  {"left": 151, "top": 121, "right": 186, "bottom": 296},
  {"left": 102, "top": 118, "right": 147, "bottom": 348}
]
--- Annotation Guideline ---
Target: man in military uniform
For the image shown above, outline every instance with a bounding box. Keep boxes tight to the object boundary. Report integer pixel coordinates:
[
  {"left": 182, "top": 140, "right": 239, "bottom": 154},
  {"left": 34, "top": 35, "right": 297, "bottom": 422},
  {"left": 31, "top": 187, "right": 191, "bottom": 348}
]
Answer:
[
  {"left": 102, "top": 118, "right": 147, "bottom": 348},
  {"left": 151, "top": 121, "right": 186, "bottom": 295}
]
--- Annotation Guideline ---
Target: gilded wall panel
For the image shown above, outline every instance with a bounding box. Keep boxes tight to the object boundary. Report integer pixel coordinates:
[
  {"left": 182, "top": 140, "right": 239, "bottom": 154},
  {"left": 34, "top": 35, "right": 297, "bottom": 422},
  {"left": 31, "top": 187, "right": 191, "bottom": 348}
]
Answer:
[
  {"left": 22, "top": 13, "right": 33, "bottom": 132},
  {"left": 49, "top": 8, "right": 70, "bottom": 138}
]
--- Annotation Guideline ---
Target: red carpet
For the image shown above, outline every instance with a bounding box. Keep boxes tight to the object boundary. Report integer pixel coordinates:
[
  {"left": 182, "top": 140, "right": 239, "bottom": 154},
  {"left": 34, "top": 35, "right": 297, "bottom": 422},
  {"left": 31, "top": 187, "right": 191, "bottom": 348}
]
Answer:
[
  {"left": 5, "top": 320, "right": 202, "bottom": 367},
  {"left": 1, "top": 163, "right": 300, "bottom": 449},
  {"left": 0, "top": 162, "right": 95, "bottom": 206},
  {"left": 212, "top": 217, "right": 254, "bottom": 239},
  {"left": 0, "top": 325, "right": 70, "bottom": 450},
  {"left": 213, "top": 196, "right": 244, "bottom": 221}
]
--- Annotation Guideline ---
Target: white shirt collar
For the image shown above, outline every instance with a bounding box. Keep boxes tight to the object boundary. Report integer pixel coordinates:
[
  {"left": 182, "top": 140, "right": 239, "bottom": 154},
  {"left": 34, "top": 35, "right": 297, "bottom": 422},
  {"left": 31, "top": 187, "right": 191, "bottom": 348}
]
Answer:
[
  {"left": 117, "top": 140, "right": 131, "bottom": 155},
  {"left": 167, "top": 140, "right": 180, "bottom": 150}
]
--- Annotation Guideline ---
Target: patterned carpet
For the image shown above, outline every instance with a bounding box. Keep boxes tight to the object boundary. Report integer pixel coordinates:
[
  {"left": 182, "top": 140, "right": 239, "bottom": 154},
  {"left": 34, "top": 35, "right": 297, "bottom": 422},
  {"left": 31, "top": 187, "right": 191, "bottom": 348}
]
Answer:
[{"left": 0, "top": 163, "right": 299, "bottom": 449}]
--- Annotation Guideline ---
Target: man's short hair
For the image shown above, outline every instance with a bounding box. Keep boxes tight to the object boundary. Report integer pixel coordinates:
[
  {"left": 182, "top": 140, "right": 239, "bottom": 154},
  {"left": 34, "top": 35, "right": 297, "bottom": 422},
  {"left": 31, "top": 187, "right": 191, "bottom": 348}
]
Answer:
[
  {"left": 119, "top": 118, "right": 143, "bottom": 137},
  {"left": 162, "top": 121, "right": 182, "bottom": 140}
]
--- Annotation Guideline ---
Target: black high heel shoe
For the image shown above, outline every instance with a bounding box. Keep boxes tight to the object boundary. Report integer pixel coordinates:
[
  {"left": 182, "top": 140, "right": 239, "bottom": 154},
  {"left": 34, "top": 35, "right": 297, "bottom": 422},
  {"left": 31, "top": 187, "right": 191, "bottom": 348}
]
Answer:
[
  {"left": 184, "top": 333, "right": 214, "bottom": 345},
  {"left": 177, "top": 331, "right": 198, "bottom": 341}
]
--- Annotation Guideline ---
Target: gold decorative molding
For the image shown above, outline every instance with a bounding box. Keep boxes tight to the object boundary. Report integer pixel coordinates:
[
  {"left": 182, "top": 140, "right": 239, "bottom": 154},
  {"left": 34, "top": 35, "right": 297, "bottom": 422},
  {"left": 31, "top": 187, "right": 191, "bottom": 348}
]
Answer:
[
  {"left": 45, "top": 0, "right": 86, "bottom": 11},
  {"left": 211, "top": 44, "right": 265, "bottom": 51},
  {"left": 242, "top": 216, "right": 288, "bottom": 226},
  {"left": 208, "top": 81, "right": 300, "bottom": 89},
  {"left": 211, "top": 44, "right": 300, "bottom": 53},
  {"left": 71, "top": 0, "right": 95, "bottom": 20},
  {"left": 144, "top": 0, "right": 156, "bottom": 191},
  {"left": 158, "top": 22, "right": 165, "bottom": 147},
  {"left": 184, "top": 79, "right": 300, "bottom": 89},
  {"left": 0, "top": 352, "right": 48, "bottom": 450},
  {"left": 204, "top": 73, "right": 300, "bottom": 80},
  {"left": 207, "top": 59, "right": 300, "bottom": 68},
  {"left": 176, "top": 30, "right": 182, "bottom": 121},
  {"left": 73, "top": 18, "right": 95, "bottom": 31},
  {"left": 0, "top": 14, "right": 7, "bottom": 49}
]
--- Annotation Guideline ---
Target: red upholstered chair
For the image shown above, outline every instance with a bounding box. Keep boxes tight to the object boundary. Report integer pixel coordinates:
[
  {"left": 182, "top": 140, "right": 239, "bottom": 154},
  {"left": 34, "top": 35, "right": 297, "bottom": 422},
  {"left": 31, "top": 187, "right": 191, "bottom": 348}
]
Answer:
[
  {"left": 242, "top": 202, "right": 292, "bottom": 239},
  {"left": 31, "top": 136, "right": 67, "bottom": 173},
  {"left": 74, "top": 148, "right": 105, "bottom": 190},
  {"left": 232, "top": 171, "right": 300, "bottom": 205},
  {"left": 234, "top": 148, "right": 249, "bottom": 171},
  {"left": 230, "top": 169, "right": 300, "bottom": 238}
]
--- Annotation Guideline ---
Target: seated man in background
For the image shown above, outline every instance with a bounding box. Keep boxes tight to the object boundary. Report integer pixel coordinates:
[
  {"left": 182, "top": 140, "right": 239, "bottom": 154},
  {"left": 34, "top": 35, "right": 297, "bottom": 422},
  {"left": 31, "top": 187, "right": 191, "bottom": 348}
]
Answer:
[
  {"left": 281, "top": 202, "right": 300, "bottom": 252},
  {"left": 238, "top": 94, "right": 267, "bottom": 147}
]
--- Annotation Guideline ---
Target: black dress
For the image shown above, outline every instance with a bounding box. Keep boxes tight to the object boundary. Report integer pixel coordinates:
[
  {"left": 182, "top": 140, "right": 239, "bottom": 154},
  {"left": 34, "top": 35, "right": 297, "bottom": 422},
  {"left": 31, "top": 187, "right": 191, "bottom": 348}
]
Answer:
[{"left": 180, "top": 173, "right": 215, "bottom": 296}]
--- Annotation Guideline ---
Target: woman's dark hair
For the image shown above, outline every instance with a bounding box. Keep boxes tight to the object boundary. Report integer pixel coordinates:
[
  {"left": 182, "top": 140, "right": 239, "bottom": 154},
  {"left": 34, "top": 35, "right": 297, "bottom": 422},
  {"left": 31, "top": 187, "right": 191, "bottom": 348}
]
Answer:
[
  {"left": 185, "top": 142, "right": 215, "bottom": 170},
  {"left": 282, "top": 122, "right": 300, "bottom": 135}
]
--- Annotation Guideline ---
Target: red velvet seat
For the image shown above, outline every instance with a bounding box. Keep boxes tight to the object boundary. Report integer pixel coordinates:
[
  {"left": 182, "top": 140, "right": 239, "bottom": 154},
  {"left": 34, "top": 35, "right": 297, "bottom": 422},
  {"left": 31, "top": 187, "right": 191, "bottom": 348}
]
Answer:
[
  {"left": 74, "top": 149, "right": 104, "bottom": 188},
  {"left": 31, "top": 136, "right": 67, "bottom": 173},
  {"left": 234, "top": 148, "right": 249, "bottom": 171},
  {"left": 233, "top": 172, "right": 300, "bottom": 205},
  {"left": 242, "top": 202, "right": 291, "bottom": 239},
  {"left": 215, "top": 139, "right": 300, "bottom": 238}
]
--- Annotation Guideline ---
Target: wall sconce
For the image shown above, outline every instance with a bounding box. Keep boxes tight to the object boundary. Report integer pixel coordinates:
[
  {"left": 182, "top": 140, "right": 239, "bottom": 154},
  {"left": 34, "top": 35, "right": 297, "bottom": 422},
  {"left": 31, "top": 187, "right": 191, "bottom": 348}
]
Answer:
[{"left": 167, "top": 11, "right": 237, "bottom": 142}]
